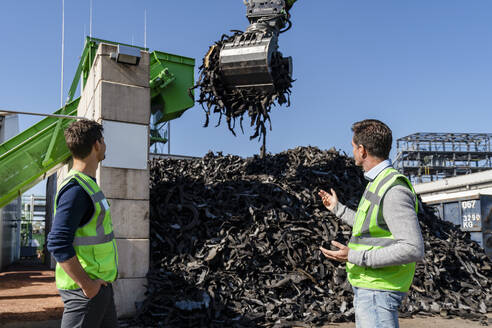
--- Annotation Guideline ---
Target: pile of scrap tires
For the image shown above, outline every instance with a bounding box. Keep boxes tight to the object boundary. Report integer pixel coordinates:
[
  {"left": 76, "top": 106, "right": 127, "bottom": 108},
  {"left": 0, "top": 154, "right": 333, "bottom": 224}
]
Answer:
[{"left": 133, "top": 147, "right": 491, "bottom": 328}]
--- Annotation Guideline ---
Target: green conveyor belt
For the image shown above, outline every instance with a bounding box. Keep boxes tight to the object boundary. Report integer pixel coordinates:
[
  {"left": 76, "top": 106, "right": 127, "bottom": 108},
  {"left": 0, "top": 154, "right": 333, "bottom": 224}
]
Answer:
[{"left": 0, "top": 98, "right": 80, "bottom": 208}]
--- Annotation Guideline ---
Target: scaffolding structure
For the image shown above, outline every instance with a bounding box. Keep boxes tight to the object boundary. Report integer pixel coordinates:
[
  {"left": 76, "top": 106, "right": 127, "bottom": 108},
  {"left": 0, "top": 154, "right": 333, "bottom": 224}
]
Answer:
[{"left": 394, "top": 133, "right": 492, "bottom": 184}]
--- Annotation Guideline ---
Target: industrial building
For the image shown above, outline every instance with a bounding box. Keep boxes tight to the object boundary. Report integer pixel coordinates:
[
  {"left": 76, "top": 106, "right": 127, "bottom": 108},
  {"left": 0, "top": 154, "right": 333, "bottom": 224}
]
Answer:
[{"left": 394, "top": 132, "right": 492, "bottom": 184}]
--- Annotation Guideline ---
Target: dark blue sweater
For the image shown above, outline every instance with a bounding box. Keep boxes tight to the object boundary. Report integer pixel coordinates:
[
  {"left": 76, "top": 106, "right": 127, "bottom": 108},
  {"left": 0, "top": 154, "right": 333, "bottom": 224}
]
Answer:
[{"left": 47, "top": 177, "right": 95, "bottom": 263}]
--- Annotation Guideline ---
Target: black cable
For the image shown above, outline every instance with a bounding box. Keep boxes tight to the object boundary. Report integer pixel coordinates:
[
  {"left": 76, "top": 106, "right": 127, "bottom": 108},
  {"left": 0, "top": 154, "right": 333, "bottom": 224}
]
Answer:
[{"left": 280, "top": 19, "right": 292, "bottom": 33}]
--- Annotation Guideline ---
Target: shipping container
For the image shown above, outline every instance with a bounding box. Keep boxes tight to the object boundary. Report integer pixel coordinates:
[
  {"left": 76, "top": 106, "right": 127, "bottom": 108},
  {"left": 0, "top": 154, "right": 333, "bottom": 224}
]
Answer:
[{"left": 422, "top": 190, "right": 492, "bottom": 258}]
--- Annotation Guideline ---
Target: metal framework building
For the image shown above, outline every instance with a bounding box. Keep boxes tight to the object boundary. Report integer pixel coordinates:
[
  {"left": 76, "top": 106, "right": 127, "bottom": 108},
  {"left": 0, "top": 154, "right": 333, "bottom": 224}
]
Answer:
[{"left": 394, "top": 132, "right": 492, "bottom": 184}]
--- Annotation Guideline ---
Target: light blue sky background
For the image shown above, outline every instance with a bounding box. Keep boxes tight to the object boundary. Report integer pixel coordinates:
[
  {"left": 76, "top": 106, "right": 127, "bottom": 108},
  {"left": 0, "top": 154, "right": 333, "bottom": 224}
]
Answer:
[{"left": 1, "top": 1, "right": 492, "bottom": 195}]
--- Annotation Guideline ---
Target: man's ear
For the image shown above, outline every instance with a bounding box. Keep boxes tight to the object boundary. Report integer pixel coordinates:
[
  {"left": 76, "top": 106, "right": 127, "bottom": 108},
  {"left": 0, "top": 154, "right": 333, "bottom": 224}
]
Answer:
[
  {"left": 93, "top": 140, "right": 101, "bottom": 152},
  {"left": 360, "top": 145, "right": 368, "bottom": 159}
]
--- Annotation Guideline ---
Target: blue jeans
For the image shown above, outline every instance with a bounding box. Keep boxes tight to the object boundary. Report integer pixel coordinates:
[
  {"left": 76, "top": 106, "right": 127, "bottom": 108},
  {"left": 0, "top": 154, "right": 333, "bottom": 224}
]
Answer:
[{"left": 352, "top": 287, "right": 406, "bottom": 328}]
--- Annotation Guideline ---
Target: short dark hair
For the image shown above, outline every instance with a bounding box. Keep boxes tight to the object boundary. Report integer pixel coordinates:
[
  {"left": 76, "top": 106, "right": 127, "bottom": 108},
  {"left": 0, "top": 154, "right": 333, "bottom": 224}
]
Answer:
[
  {"left": 64, "top": 120, "right": 103, "bottom": 159},
  {"left": 351, "top": 119, "right": 392, "bottom": 159}
]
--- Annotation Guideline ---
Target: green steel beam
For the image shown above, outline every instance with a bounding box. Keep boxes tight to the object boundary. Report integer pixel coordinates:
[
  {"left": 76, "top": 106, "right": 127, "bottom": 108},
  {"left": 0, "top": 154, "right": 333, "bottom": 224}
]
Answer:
[
  {"left": 0, "top": 98, "right": 80, "bottom": 208},
  {"left": 67, "top": 40, "right": 93, "bottom": 103},
  {"left": 42, "top": 112, "right": 65, "bottom": 167}
]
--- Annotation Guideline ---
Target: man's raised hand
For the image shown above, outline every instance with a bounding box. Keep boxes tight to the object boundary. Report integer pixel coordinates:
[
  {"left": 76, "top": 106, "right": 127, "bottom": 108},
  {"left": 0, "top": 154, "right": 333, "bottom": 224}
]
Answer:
[{"left": 318, "top": 188, "right": 338, "bottom": 212}]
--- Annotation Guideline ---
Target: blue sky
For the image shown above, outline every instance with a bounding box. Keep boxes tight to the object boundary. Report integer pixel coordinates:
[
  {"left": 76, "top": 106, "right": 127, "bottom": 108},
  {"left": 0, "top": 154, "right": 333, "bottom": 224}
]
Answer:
[{"left": 1, "top": 1, "right": 492, "bottom": 194}]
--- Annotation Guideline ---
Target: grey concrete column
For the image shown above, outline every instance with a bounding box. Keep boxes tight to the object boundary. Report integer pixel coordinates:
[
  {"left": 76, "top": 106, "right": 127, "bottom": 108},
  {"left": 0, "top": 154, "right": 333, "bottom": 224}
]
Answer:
[{"left": 58, "top": 42, "right": 151, "bottom": 317}]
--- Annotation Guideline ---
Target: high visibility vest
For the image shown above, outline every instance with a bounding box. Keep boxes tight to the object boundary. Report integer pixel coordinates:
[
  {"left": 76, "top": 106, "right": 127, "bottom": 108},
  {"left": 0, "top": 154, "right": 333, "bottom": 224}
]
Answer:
[
  {"left": 54, "top": 170, "right": 118, "bottom": 290},
  {"left": 346, "top": 167, "right": 418, "bottom": 292}
]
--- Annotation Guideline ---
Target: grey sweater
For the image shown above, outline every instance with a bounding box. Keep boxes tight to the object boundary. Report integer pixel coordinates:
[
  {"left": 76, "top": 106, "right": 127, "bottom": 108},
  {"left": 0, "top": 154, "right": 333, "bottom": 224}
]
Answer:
[{"left": 334, "top": 184, "right": 425, "bottom": 268}]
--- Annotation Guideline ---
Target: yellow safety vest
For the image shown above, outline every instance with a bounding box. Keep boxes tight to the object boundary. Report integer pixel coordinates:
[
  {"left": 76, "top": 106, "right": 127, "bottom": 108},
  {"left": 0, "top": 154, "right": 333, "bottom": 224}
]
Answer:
[
  {"left": 54, "top": 170, "right": 118, "bottom": 290},
  {"left": 346, "top": 167, "right": 418, "bottom": 292}
]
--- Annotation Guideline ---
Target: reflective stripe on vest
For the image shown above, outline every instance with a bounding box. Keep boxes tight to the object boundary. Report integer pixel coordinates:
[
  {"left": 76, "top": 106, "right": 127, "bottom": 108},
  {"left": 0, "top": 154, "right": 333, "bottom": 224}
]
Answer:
[
  {"left": 351, "top": 170, "right": 418, "bottom": 240},
  {"left": 346, "top": 167, "right": 418, "bottom": 292},
  {"left": 59, "top": 173, "right": 113, "bottom": 246},
  {"left": 349, "top": 236, "right": 396, "bottom": 247}
]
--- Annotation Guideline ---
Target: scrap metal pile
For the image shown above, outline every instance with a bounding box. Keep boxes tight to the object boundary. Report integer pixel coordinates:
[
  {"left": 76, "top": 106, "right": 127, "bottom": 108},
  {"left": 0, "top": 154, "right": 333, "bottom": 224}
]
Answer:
[
  {"left": 192, "top": 32, "right": 294, "bottom": 156},
  {"left": 135, "top": 147, "right": 492, "bottom": 327}
]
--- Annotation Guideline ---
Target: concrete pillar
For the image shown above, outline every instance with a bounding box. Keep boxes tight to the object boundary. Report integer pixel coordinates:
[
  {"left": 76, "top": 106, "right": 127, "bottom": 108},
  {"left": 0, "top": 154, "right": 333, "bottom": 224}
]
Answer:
[{"left": 57, "top": 43, "right": 150, "bottom": 317}]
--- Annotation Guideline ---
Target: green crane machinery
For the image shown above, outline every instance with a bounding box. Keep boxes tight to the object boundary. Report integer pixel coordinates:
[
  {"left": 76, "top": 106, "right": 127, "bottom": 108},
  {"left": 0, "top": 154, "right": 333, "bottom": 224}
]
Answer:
[{"left": 0, "top": 37, "right": 195, "bottom": 208}]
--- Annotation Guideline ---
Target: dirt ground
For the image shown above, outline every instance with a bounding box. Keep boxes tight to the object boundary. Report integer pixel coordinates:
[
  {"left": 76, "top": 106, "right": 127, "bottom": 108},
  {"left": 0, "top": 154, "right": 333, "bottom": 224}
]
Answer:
[
  {"left": 0, "top": 266, "right": 490, "bottom": 328},
  {"left": 328, "top": 314, "right": 492, "bottom": 328},
  {"left": 0, "top": 265, "right": 63, "bottom": 324},
  {"left": 1, "top": 316, "right": 490, "bottom": 328}
]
